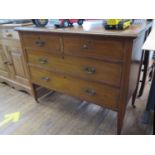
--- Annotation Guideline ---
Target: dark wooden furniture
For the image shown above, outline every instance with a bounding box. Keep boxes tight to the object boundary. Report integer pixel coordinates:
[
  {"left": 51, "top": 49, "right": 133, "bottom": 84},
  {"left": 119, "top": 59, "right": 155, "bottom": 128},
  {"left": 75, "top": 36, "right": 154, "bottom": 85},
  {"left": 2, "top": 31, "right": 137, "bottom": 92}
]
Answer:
[
  {"left": 138, "top": 25, "right": 154, "bottom": 98},
  {"left": 16, "top": 20, "right": 152, "bottom": 134},
  {"left": 143, "top": 71, "right": 155, "bottom": 134},
  {"left": 138, "top": 50, "right": 155, "bottom": 97},
  {"left": 141, "top": 28, "right": 155, "bottom": 135}
]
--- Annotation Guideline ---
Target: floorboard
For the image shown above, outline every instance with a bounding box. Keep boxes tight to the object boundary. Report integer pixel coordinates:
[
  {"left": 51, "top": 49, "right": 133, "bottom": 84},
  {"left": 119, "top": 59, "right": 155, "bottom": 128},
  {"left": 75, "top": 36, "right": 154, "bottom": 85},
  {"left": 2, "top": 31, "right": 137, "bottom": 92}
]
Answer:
[{"left": 0, "top": 83, "right": 153, "bottom": 135}]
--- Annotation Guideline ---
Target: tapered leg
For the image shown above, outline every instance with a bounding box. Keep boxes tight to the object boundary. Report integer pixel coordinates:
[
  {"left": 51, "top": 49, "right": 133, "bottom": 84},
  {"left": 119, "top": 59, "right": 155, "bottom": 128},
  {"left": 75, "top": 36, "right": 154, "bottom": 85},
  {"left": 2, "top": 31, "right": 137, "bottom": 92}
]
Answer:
[
  {"left": 131, "top": 90, "right": 137, "bottom": 108},
  {"left": 153, "top": 111, "right": 155, "bottom": 135},
  {"left": 31, "top": 83, "right": 39, "bottom": 103},
  {"left": 117, "top": 111, "right": 124, "bottom": 135},
  {"left": 138, "top": 76, "right": 147, "bottom": 97},
  {"left": 138, "top": 51, "right": 149, "bottom": 97}
]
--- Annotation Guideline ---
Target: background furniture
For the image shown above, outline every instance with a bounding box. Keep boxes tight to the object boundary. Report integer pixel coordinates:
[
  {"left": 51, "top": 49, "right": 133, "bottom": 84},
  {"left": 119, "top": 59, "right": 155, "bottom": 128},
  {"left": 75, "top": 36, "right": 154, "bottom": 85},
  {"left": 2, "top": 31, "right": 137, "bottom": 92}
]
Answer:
[
  {"left": 138, "top": 25, "right": 154, "bottom": 98},
  {"left": 16, "top": 20, "right": 152, "bottom": 134},
  {"left": 0, "top": 23, "right": 33, "bottom": 95},
  {"left": 142, "top": 28, "right": 155, "bottom": 134},
  {"left": 144, "top": 72, "right": 155, "bottom": 134}
]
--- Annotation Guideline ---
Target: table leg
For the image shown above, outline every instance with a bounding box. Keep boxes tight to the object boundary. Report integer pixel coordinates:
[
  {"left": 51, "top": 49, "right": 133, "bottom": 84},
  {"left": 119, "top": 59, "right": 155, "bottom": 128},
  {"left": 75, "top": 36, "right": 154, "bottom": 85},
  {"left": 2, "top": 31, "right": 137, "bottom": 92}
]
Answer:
[
  {"left": 31, "top": 83, "right": 39, "bottom": 103},
  {"left": 144, "top": 63, "right": 155, "bottom": 134},
  {"left": 117, "top": 111, "right": 124, "bottom": 135}
]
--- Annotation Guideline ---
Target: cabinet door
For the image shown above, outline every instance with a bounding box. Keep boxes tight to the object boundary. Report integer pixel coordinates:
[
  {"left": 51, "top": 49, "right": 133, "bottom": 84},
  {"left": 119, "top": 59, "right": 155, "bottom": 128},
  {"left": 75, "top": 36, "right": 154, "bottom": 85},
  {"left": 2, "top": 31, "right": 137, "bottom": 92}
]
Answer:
[
  {"left": 11, "top": 48, "right": 26, "bottom": 78},
  {"left": 2, "top": 45, "right": 16, "bottom": 80},
  {"left": 2, "top": 38, "right": 30, "bottom": 86},
  {"left": 9, "top": 47, "right": 31, "bottom": 86},
  {"left": 0, "top": 44, "right": 9, "bottom": 77},
  {"left": 5, "top": 46, "right": 26, "bottom": 79},
  {"left": 2, "top": 41, "right": 26, "bottom": 78}
]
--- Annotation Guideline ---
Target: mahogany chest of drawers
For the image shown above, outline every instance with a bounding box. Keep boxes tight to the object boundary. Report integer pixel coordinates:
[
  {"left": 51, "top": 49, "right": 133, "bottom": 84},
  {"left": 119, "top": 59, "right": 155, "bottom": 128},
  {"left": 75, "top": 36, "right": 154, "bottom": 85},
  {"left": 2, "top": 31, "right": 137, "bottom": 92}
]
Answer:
[{"left": 16, "top": 21, "right": 152, "bottom": 134}]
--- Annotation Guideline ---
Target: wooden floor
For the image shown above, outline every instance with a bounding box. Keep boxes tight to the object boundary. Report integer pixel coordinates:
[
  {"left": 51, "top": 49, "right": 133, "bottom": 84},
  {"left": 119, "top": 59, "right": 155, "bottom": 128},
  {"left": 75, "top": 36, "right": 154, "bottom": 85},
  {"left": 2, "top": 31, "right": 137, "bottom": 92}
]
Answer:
[{"left": 0, "top": 83, "right": 153, "bottom": 135}]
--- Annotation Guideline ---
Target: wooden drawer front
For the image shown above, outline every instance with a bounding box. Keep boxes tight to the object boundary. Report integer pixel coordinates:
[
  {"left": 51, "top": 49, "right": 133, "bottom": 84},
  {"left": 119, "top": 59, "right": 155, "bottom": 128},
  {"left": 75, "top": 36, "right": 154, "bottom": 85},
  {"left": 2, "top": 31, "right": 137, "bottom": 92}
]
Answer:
[
  {"left": 27, "top": 50, "right": 122, "bottom": 87},
  {"left": 29, "top": 66, "right": 119, "bottom": 110},
  {"left": 1, "top": 29, "right": 19, "bottom": 40},
  {"left": 63, "top": 36, "right": 124, "bottom": 61},
  {"left": 22, "top": 33, "right": 61, "bottom": 53}
]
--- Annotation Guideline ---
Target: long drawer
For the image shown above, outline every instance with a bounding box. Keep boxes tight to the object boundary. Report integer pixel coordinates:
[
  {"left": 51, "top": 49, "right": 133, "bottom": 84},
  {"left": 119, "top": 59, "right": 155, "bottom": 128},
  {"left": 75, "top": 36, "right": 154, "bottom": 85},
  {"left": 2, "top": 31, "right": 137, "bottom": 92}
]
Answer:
[
  {"left": 63, "top": 35, "right": 124, "bottom": 61},
  {"left": 27, "top": 50, "right": 122, "bottom": 87},
  {"left": 29, "top": 66, "right": 119, "bottom": 110},
  {"left": 22, "top": 32, "right": 61, "bottom": 54}
]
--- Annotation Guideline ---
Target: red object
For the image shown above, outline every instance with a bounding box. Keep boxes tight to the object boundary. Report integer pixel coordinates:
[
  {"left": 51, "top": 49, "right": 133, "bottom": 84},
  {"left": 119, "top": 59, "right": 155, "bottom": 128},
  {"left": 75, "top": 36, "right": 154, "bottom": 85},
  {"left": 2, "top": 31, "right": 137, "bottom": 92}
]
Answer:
[
  {"left": 59, "top": 19, "right": 79, "bottom": 24},
  {"left": 56, "top": 19, "right": 85, "bottom": 27}
]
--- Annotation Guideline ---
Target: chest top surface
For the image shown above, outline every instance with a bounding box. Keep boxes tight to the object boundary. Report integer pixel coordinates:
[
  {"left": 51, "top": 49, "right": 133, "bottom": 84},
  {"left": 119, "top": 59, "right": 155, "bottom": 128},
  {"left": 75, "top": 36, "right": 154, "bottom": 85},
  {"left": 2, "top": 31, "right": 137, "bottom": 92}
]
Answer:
[{"left": 16, "top": 20, "right": 152, "bottom": 38}]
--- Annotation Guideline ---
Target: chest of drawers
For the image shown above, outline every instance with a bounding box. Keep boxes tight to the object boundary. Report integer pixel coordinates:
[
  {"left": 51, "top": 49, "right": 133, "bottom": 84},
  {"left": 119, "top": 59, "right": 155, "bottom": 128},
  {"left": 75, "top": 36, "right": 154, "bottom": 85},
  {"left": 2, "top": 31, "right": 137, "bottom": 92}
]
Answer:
[{"left": 16, "top": 21, "right": 152, "bottom": 134}]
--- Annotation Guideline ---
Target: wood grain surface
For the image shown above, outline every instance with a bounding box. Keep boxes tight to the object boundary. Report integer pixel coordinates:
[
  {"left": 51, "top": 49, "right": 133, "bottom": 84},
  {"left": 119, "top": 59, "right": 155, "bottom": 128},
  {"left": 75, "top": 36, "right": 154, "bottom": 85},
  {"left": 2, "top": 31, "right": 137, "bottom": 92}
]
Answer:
[
  {"left": 0, "top": 83, "right": 153, "bottom": 135},
  {"left": 17, "top": 20, "right": 153, "bottom": 134},
  {"left": 16, "top": 20, "right": 152, "bottom": 37}
]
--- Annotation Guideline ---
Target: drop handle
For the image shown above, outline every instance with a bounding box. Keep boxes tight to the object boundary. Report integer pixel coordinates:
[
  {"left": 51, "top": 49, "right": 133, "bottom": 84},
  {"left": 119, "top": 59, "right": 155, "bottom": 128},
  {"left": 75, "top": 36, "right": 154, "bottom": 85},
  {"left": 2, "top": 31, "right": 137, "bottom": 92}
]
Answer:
[
  {"left": 41, "top": 77, "right": 50, "bottom": 82},
  {"left": 38, "top": 58, "right": 48, "bottom": 64},
  {"left": 35, "top": 40, "right": 45, "bottom": 47},
  {"left": 83, "top": 66, "right": 96, "bottom": 74},
  {"left": 82, "top": 40, "right": 91, "bottom": 49},
  {"left": 85, "top": 88, "right": 96, "bottom": 96},
  {"left": 82, "top": 44, "right": 89, "bottom": 49}
]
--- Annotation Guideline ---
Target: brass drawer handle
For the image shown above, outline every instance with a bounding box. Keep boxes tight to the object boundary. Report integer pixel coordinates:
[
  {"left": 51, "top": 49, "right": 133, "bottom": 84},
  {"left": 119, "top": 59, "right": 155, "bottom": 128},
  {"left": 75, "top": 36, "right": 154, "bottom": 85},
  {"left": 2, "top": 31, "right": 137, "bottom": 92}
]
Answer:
[
  {"left": 41, "top": 77, "right": 50, "bottom": 82},
  {"left": 6, "top": 33, "right": 12, "bottom": 37},
  {"left": 85, "top": 88, "right": 96, "bottom": 96},
  {"left": 35, "top": 40, "right": 45, "bottom": 47},
  {"left": 82, "top": 41, "right": 91, "bottom": 49},
  {"left": 83, "top": 66, "right": 96, "bottom": 74},
  {"left": 82, "top": 44, "right": 89, "bottom": 49},
  {"left": 38, "top": 58, "right": 48, "bottom": 64}
]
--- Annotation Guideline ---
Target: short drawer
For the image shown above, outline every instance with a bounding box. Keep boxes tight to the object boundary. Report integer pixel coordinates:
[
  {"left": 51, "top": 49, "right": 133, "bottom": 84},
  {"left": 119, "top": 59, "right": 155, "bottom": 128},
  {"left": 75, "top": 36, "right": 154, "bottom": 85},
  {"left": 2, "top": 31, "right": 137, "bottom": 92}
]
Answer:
[
  {"left": 29, "top": 66, "right": 119, "bottom": 110},
  {"left": 63, "top": 36, "right": 124, "bottom": 61},
  {"left": 27, "top": 50, "right": 122, "bottom": 87},
  {"left": 22, "top": 32, "right": 61, "bottom": 54},
  {"left": 0, "top": 29, "right": 19, "bottom": 40}
]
